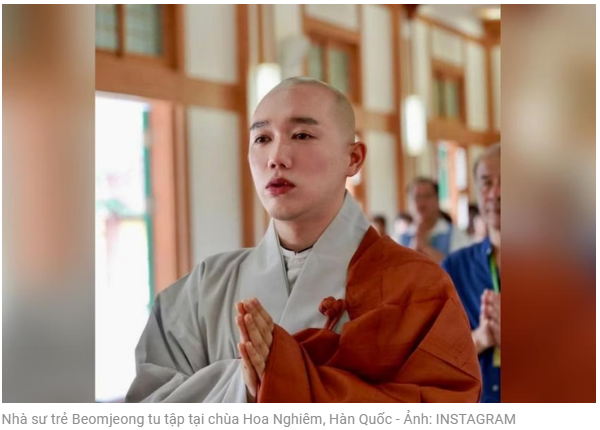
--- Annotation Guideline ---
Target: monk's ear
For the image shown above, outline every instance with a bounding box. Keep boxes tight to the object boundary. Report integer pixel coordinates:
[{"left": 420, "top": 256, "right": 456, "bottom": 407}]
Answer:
[{"left": 347, "top": 141, "right": 366, "bottom": 177}]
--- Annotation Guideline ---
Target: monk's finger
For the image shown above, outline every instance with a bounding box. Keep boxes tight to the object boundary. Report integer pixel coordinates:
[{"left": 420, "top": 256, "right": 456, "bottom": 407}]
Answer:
[
  {"left": 245, "top": 314, "right": 270, "bottom": 359},
  {"left": 238, "top": 343, "right": 258, "bottom": 398},
  {"left": 244, "top": 300, "right": 273, "bottom": 346},
  {"left": 246, "top": 342, "right": 266, "bottom": 379},
  {"left": 235, "top": 301, "right": 247, "bottom": 316},
  {"left": 236, "top": 314, "right": 250, "bottom": 344},
  {"left": 252, "top": 298, "right": 274, "bottom": 330},
  {"left": 237, "top": 343, "right": 252, "bottom": 371}
]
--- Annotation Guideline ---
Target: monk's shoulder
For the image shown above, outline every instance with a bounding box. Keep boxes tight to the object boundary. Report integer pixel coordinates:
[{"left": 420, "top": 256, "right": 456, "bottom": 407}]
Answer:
[
  {"left": 368, "top": 236, "right": 441, "bottom": 272},
  {"left": 158, "top": 248, "right": 251, "bottom": 302},
  {"left": 355, "top": 236, "right": 455, "bottom": 301},
  {"left": 379, "top": 236, "right": 439, "bottom": 265}
]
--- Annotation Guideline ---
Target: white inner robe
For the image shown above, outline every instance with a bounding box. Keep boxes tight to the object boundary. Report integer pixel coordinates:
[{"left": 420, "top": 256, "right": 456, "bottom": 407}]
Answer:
[{"left": 127, "top": 192, "right": 370, "bottom": 403}]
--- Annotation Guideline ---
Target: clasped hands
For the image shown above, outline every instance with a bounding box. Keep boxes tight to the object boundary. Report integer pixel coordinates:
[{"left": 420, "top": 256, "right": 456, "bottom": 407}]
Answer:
[
  {"left": 472, "top": 290, "right": 501, "bottom": 354},
  {"left": 410, "top": 224, "right": 444, "bottom": 264},
  {"left": 235, "top": 298, "right": 274, "bottom": 402}
]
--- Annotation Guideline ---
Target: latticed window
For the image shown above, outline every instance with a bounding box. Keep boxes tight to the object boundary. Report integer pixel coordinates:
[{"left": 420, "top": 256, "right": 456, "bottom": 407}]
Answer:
[
  {"left": 328, "top": 47, "right": 351, "bottom": 97},
  {"left": 95, "top": 4, "right": 170, "bottom": 60},
  {"left": 432, "top": 71, "right": 465, "bottom": 122},
  {"left": 307, "top": 37, "right": 358, "bottom": 102},
  {"left": 96, "top": 4, "right": 118, "bottom": 51},
  {"left": 125, "top": 4, "right": 163, "bottom": 56}
]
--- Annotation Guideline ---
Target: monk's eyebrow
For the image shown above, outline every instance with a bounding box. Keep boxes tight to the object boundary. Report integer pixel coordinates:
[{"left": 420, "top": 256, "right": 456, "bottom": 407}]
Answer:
[
  {"left": 290, "top": 117, "right": 319, "bottom": 126},
  {"left": 250, "top": 120, "right": 269, "bottom": 131}
]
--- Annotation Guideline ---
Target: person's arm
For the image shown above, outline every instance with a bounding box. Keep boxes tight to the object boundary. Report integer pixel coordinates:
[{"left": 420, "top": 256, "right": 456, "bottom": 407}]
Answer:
[
  {"left": 441, "top": 257, "right": 494, "bottom": 356},
  {"left": 126, "top": 270, "right": 247, "bottom": 403},
  {"left": 413, "top": 230, "right": 445, "bottom": 264},
  {"left": 472, "top": 323, "right": 495, "bottom": 355},
  {"left": 416, "top": 243, "right": 445, "bottom": 264}
]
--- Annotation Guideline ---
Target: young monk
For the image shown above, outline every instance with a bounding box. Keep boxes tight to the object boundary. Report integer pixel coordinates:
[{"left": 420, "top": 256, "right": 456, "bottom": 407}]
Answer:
[{"left": 126, "top": 77, "right": 481, "bottom": 403}]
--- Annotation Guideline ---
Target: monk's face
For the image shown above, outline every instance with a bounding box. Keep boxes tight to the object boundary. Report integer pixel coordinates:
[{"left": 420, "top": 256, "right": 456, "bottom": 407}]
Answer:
[
  {"left": 475, "top": 154, "right": 501, "bottom": 231},
  {"left": 249, "top": 85, "right": 354, "bottom": 223}
]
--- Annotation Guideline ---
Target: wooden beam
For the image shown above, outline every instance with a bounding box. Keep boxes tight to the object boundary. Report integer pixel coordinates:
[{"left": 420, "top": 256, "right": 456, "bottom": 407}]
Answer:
[
  {"left": 391, "top": 5, "right": 406, "bottom": 212},
  {"left": 431, "top": 59, "right": 464, "bottom": 79},
  {"left": 485, "top": 43, "right": 495, "bottom": 133},
  {"left": 428, "top": 119, "right": 500, "bottom": 146},
  {"left": 96, "top": 51, "right": 241, "bottom": 111},
  {"left": 150, "top": 101, "right": 178, "bottom": 294},
  {"left": 237, "top": 4, "right": 254, "bottom": 248},
  {"left": 363, "top": 110, "right": 397, "bottom": 133},
  {"left": 417, "top": 15, "right": 485, "bottom": 45},
  {"left": 405, "top": 5, "right": 420, "bottom": 21},
  {"left": 356, "top": 4, "right": 364, "bottom": 105},
  {"left": 257, "top": 4, "right": 265, "bottom": 63},
  {"left": 117, "top": 4, "right": 125, "bottom": 56},
  {"left": 173, "top": 4, "right": 186, "bottom": 72},
  {"left": 303, "top": 16, "right": 361, "bottom": 46},
  {"left": 173, "top": 104, "right": 192, "bottom": 277},
  {"left": 482, "top": 19, "right": 501, "bottom": 45}
]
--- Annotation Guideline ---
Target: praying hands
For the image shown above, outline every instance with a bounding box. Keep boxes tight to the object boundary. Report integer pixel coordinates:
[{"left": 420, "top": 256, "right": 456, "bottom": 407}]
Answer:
[
  {"left": 472, "top": 290, "right": 501, "bottom": 354},
  {"left": 235, "top": 298, "right": 275, "bottom": 402}
]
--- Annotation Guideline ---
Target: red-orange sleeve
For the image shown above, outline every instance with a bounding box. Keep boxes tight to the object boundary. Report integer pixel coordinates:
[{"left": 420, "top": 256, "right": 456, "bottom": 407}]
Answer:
[{"left": 258, "top": 296, "right": 481, "bottom": 403}]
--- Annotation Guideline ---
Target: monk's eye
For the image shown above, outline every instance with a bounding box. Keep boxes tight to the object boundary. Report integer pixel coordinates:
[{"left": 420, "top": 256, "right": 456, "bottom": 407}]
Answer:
[
  {"left": 293, "top": 133, "right": 313, "bottom": 140},
  {"left": 253, "top": 135, "right": 270, "bottom": 144}
]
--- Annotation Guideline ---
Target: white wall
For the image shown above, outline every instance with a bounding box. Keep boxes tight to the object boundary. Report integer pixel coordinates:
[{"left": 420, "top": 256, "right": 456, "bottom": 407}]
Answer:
[
  {"left": 253, "top": 191, "right": 267, "bottom": 245},
  {"left": 431, "top": 27, "right": 464, "bottom": 66},
  {"left": 274, "top": 4, "right": 303, "bottom": 43},
  {"left": 418, "top": 5, "right": 484, "bottom": 39},
  {"left": 185, "top": 4, "right": 237, "bottom": 83},
  {"left": 273, "top": 4, "right": 304, "bottom": 78},
  {"left": 465, "top": 41, "right": 488, "bottom": 132},
  {"left": 365, "top": 131, "right": 398, "bottom": 235},
  {"left": 362, "top": 5, "right": 395, "bottom": 113},
  {"left": 187, "top": 107, "right": 242, "bottom": 263},
  {"left": 306, "top": 4, "right": 359, "bottom": 31},
  {"left": 415, "top": 141, "right": 437, "bottom": 178},
  {"left": 411, "top": 20, "right": 432, "bottom": 117},
  {"left": 492, "top": 45, "right": 501, "bottom": 131}
]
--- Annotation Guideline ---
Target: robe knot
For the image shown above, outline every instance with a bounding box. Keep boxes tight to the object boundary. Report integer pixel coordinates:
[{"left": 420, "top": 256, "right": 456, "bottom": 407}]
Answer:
[{"left": 319, "top": 297, "right": 347, "bottom": 331}]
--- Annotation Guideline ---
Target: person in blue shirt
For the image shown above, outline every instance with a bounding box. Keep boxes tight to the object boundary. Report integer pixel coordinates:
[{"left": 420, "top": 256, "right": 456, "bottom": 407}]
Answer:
[{"left": 442, "top": 143, "right": 501, "bottom": 403}]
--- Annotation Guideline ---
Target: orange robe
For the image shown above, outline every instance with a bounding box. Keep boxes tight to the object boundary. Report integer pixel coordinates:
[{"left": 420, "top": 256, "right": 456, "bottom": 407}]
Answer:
[{"left": 258, "top": 228, "right": 482, "bottom": 402}]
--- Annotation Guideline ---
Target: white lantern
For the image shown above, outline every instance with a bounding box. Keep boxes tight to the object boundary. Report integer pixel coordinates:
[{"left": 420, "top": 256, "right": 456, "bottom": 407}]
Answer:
[
  {"left": 404, "top": 95, "right": 427, "bottom": 156},
  {"left": 256, "top": 63, "right": 282, "bottom": 103}
]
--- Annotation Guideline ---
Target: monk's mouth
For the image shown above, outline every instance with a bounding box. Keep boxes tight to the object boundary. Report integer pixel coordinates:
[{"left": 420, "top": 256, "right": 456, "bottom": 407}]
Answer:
[
  {"left": 266, "top": 178, "right": 296, "bottom": 188},
  {"left": 266, "top": 179, "right": 295, "bottom": 196}
]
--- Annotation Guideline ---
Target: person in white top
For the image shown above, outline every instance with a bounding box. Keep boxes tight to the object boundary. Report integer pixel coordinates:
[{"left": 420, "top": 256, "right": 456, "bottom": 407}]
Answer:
[{"left": 397, "top": 177, "right": 470, "bottom": 264}]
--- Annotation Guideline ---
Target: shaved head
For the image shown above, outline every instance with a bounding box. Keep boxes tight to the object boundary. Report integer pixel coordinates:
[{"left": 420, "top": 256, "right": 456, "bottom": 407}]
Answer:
[
  {"left": 261, "top": 77, "right": 356, "bottom": 143},
  {"left": 248, "top": 75, "right": 367, "bottom": 243}
]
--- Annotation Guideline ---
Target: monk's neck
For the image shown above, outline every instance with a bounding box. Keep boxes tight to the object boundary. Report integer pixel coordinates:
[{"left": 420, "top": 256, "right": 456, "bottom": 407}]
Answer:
[
  {"left": 275, "top": 196, "right": 345, "bottom": 253},
  {"left": 490, "top": 229, "right": 501, "bottom": 270}
]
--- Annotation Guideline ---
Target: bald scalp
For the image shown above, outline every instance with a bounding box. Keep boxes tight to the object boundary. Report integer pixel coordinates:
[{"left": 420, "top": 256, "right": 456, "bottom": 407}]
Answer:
[{"left": 262, "top": 77, "right": 356, "bottom": 143}]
